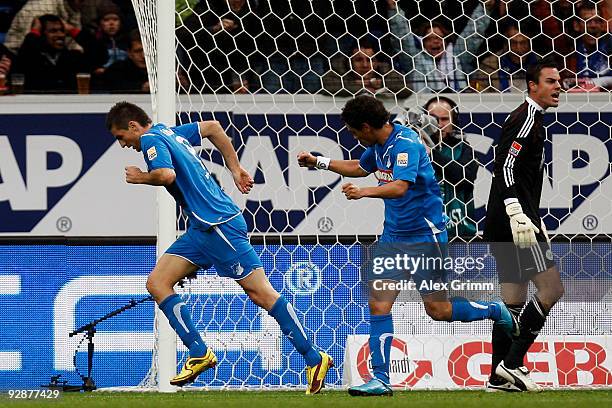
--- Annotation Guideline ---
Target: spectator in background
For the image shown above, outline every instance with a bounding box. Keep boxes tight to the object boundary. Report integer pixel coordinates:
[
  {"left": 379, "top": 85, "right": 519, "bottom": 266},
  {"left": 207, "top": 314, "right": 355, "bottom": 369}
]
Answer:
[
  {"left": 530, "top": 0, "right": 574, "bottom": 60},
  {"left": 425, "top": 96, "right": 478, "bottom": 239},
  {"left": 387, "top": 0, "right": 495, "bottom": 93},
  {"left": 565, "top": 1, "right": 611, "bottom": 85},
  {"left": 254, "top": 0, "right": 333, "bottom": 93},
  {"left": 330, "top": 0, "right": 389, "bottom": 56},
  {"left": 80, "top": 0, "right": 117, "bottom": 34},
  {"left": 4, "top": 0, "right": 84, "bottom": 54},
  {"left": 473, "top": 23, "right": 538, "bottom": 92},
  {"left": 98, "top": 29, "right": 148, "bottom": 92},
  {"left": 176, "top": 0, "right": 261, "bottom": 94},
  {"left": 14, "top": 14, "right": 103, "bottom": 93},
  {"left": 322, "top": 40, "right": 410, "bottom": 98},
  {"left": 92, "top": 3, "right": 128, "bottom": 78}
]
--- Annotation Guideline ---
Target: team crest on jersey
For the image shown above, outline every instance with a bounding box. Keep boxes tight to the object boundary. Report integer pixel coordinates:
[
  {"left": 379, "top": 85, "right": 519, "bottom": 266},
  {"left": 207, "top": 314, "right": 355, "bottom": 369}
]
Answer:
[
  {"left": 509, "top": 141, "right": 522, "bottom": 157},
  {"left": 396, "top": 152, "right": 408, "bottom": 167},
  {"left": 147, "top": 146, "right": 157, "bottom": 160}
]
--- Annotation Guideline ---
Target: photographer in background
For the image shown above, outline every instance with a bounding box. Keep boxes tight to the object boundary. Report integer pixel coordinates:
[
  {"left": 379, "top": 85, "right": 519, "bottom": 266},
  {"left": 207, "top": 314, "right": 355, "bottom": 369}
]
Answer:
[{"left": 423, "top": 96, "right": 479, "bottom": 239}]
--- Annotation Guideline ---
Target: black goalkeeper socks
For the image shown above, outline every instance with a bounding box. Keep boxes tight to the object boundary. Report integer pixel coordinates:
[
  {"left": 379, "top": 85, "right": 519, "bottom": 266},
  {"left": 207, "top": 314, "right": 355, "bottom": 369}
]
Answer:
[
  {"left": 491, "top": 303, "right": 523, "bottom": 378},
  {"left": 504, "top": 297, "right": 548, "bottom": 369}
]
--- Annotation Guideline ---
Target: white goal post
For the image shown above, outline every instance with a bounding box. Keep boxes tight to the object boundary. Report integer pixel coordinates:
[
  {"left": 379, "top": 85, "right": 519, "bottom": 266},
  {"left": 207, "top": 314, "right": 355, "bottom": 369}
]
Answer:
[{"left": 131, "top": 0, "right": 177, "bottom": 392}]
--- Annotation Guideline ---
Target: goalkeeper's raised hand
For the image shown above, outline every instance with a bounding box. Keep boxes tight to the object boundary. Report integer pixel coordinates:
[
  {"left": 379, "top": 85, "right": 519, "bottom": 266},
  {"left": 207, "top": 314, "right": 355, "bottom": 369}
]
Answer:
[{"left": 505, "top": 202, "right": 540, "bottom": 248}]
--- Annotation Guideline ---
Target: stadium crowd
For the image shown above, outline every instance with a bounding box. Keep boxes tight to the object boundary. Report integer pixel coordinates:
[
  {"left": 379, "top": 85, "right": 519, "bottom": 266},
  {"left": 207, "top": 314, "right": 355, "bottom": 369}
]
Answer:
[{"left": 0, "top": 0, "right": 610, "bottom": 94}]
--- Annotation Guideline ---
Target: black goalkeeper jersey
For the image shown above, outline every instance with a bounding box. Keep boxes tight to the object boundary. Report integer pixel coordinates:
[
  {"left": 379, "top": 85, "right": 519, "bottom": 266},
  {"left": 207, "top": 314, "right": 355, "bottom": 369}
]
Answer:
[{"left": 484, "top": 98, "right": 547, "bottom": 241}]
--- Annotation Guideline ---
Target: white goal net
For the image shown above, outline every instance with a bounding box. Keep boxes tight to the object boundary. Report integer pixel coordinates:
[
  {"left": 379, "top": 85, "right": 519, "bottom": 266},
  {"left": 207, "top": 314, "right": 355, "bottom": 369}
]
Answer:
[{"left": 132, "top": 0, "right": 612, "bottom": 390}]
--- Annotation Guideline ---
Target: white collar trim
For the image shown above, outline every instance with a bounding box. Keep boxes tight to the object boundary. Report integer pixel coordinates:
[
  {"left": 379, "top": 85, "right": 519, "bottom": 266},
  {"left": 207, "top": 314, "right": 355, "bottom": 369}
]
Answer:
[{"left": 526, "top": 96, "right": 547, "bottom": 113}]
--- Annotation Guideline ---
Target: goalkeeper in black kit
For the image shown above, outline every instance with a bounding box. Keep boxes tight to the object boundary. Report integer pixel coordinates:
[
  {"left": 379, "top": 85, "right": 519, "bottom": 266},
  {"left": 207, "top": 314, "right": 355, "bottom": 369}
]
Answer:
[{"left": 483, "top": 58, "right": 564, "bottom": 392}]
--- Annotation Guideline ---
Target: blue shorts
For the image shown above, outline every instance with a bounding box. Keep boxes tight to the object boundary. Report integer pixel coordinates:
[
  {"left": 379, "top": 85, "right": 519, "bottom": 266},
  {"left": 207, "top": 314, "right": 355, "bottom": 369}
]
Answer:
[
  {"left": 371, "top": 230, "right": 449, "bottom": 294},
  {"left": 166, "top": 214, "right": 263, "bottom": 280}
]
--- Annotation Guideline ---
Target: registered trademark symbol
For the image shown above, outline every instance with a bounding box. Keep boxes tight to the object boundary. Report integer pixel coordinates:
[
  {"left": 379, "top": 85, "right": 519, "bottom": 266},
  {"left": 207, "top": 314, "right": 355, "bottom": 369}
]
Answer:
[
  {"left": 582, "top": 215, "right": 598, "bottom": 231},
  {"left": 56, "top": 216, "right": 72, "bottom": 232}
]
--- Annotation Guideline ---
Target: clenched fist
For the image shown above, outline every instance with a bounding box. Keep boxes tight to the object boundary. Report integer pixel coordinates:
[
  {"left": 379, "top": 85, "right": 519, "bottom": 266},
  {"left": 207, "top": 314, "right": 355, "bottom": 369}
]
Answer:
[
  {"left": 297, "top": 151, "right": 317, "bottom": 168},
  {"left": 125, "top": 166, "right": 144, "bottom": 184},
  {"left": 342, "top": 182, "right": 364, "bottom": 200}
]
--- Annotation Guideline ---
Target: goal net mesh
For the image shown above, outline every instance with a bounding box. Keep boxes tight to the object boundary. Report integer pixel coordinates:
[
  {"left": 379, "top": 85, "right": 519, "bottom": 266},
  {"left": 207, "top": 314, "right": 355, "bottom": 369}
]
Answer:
[{"left": 132, "top": 0, "right": 612, "bottom": 389}]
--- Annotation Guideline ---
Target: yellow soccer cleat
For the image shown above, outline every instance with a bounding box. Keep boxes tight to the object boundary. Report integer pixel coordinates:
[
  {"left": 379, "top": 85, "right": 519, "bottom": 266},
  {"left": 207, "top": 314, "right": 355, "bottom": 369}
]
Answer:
[
  {"left": 170, "top": 348, "right": 217, "bottom": 387},
  {"left": 306, "top": 351, "right": 334, "bottom": 395}
]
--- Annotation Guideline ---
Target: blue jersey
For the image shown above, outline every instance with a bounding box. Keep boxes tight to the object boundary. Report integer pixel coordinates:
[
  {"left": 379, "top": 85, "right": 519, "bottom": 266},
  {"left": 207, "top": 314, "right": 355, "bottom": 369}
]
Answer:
[
  {"left": 359, "top": 123, "right": 446, "bottom": 236},
  {"left": 140, "top": 122, "right": 241, "bottom": 228}
]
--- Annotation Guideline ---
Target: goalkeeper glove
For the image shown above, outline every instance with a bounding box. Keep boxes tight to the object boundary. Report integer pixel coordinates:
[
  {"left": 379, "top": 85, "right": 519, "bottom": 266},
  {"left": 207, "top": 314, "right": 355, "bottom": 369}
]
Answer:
[{"left": 505, "top": 202, "right": 540, "bottom": 249}]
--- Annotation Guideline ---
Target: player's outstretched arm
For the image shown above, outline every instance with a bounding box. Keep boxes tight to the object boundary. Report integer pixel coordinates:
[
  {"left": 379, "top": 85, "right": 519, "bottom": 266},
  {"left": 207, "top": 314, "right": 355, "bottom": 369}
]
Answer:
[
  {"left": 297, "top": 151, "right": 369, "bottom": 177},
  {"left": 125, "top": 166, "right": 176, "bottom": 186},
  {"left": 342, "top": 180, "right": 409, "bottom": 200},
  {"left": 199, "top": 121, "right": 254, "bottom": 193}
]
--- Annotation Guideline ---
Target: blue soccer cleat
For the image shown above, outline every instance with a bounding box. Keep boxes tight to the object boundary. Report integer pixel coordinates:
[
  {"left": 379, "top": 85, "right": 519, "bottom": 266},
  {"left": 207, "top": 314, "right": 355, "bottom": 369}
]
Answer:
[
  {"left": 492, "top": 301, "right": 519, "bottom": 338},
  {"left": 348, "top": 378, "right": 393, "bottom": 396}
]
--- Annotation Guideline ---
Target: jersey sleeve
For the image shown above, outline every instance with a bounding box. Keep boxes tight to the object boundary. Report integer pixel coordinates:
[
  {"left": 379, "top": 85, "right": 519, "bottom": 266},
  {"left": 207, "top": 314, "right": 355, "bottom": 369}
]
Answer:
[
  {"left": 493, "top": 105, "right": 536, "bottom": 205},
  {"left": 171, "top": 122, "right": 201, "bottom": 146},
  {"left": 358, "top": 147, "right": 376, "bottom": 173},
  {"left": 140, "top": 135, "right": 174, "bottom": 171},
  {"left": 391, "top": 136, "right": 420, "bottom": 183}
]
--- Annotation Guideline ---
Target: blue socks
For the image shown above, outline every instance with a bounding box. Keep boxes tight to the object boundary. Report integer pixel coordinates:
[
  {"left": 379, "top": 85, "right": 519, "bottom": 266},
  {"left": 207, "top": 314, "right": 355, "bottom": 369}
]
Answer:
[
  {"left": 450, "top": 296, "right": 500, "bottom": 322},
  {"left": 159, "top": 294, "right": 207, "bottom": 358},
  {"left": 269, "top": 296, "right": 321, "bottom": 367},
  {"left": 369, "top": 313, "right": 393, "bottom": 384}
]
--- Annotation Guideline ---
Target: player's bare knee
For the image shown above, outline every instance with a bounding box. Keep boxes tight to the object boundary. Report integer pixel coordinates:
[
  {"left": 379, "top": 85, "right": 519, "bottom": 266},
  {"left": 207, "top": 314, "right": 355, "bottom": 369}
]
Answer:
[
  {"left": 146, "top": 274, "right": 172, "bottom": 299},
  {"left": 145, "top": 275, "right": 158, "bottom": 296},
  {"left": 369, "top": 300, "right": 392, "bottom": 316},
  {"left": 424, "top": 302, "right": 451, "bottom": 321}
]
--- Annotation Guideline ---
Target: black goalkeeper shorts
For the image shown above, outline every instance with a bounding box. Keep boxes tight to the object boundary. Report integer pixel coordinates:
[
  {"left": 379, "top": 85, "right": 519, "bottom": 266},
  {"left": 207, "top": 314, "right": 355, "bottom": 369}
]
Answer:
[{"left": 490, "top": 231, "right": 556, "bottom": 283}]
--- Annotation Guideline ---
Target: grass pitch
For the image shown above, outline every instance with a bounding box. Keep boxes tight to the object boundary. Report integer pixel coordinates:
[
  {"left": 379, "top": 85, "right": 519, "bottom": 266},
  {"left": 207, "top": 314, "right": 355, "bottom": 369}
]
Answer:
[{"left": 1, "top": 390, "right": 610, "bottom": 408}]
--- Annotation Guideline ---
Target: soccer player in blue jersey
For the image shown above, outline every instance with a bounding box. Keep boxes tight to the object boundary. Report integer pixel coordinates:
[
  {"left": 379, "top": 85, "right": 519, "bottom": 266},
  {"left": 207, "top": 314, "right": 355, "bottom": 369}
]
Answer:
[
  {"left": 298, "top": 95, "right": 514, "bottom": 396},
  {"left": 106, "top": 101, "right": 332, "bottom": 393}
]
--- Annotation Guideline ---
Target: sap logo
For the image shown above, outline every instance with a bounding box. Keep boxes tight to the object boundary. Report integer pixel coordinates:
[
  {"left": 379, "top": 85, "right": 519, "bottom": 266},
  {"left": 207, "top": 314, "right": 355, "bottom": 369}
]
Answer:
[
  {"left": 233, "top": 135, "right": 342, "bottom": 209},
  {"left": 200, "top": 135, "right": 343, "bottom": 232},
  {"left": 0, "top": 135, "right": 82, "bottom": 210},
  {"left": 54, "top": 275, "right": 282, "bottom": 371},
  {"left": 285, "top": 262, "right": 321, "bottom": 295}
]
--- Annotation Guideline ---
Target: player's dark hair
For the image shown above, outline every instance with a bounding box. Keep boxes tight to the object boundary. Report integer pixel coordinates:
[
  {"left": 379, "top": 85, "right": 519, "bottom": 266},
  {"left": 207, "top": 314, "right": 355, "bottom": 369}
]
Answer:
[
  {"left": 39, "top": 14, "right": 64, "bottom": 33},
  {"left": 341, "top": 95, "right": 390, "bottom": 130},
  {"left": 525, "top": 57, "right": 558, "bottom": 91},
  {"left": 106, "top": 101, "right": 151, "bottom": 130},
  {"left": 424, "top": 96, "right": 459, "bottom": 130}
]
